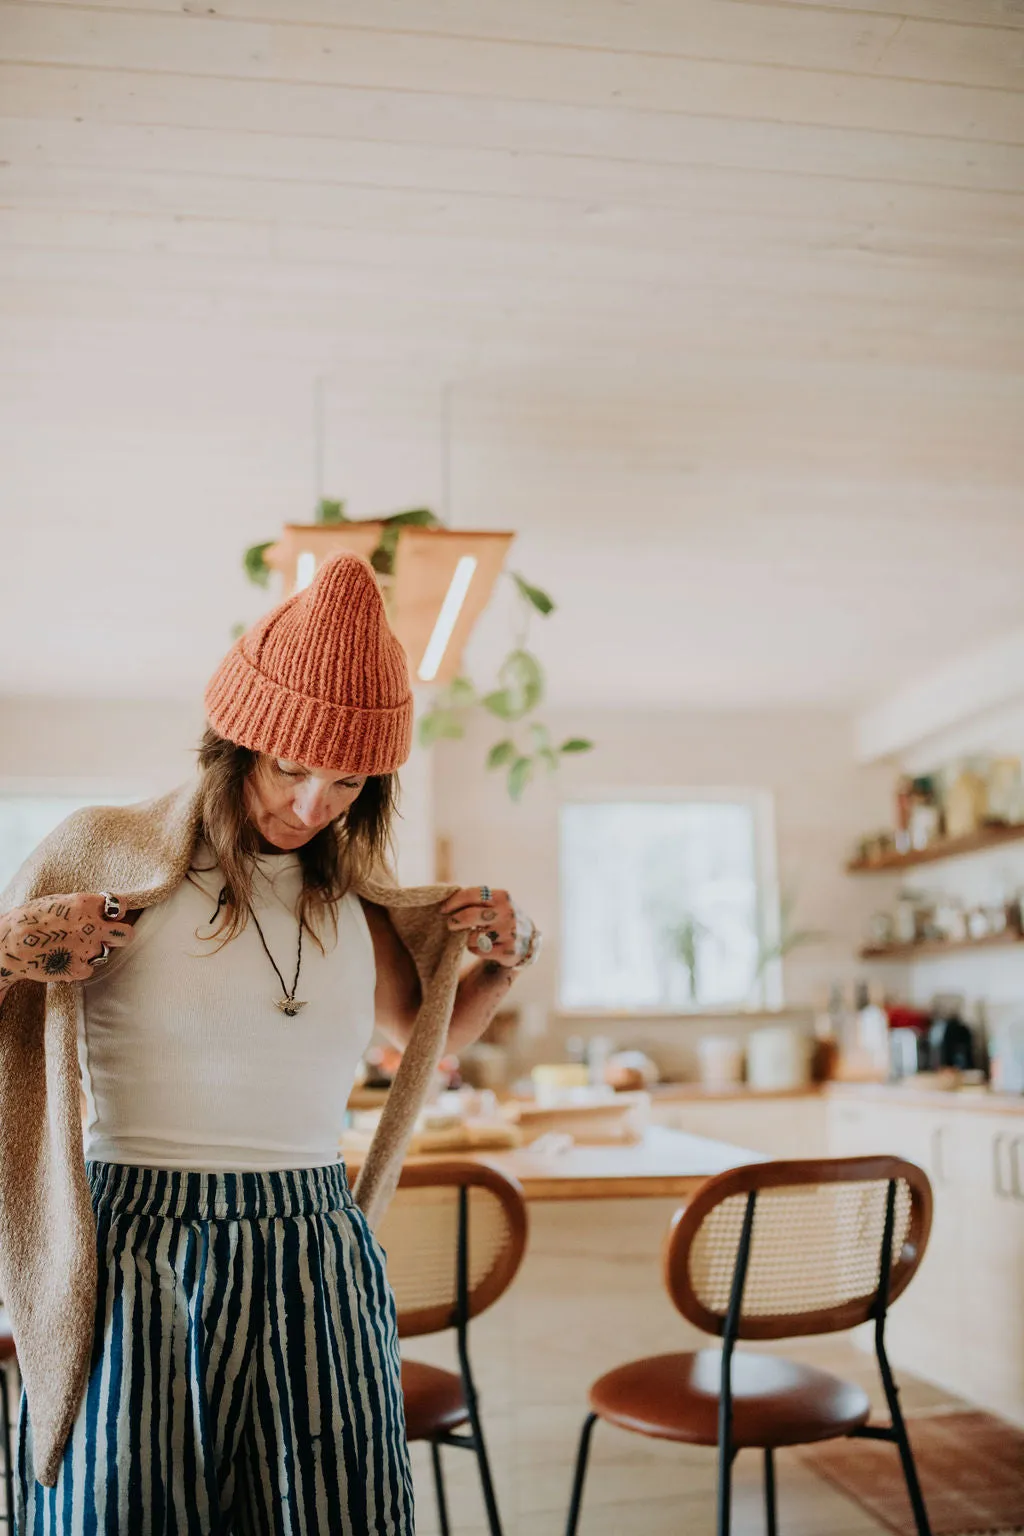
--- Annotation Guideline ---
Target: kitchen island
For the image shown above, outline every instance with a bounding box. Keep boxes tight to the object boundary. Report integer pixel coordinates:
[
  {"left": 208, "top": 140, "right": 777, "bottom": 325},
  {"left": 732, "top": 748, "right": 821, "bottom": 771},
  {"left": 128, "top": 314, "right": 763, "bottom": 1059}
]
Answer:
[{"left": 346, "top": 1123, "right": 763, "bottom": 1202}]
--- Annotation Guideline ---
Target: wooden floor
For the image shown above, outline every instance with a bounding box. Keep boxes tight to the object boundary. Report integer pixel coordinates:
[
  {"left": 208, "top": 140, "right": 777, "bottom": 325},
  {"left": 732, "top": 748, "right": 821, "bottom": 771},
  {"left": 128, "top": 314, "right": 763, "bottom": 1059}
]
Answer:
[{"left": 404, "top": 1196, "right": 965, "bottom": 1536}]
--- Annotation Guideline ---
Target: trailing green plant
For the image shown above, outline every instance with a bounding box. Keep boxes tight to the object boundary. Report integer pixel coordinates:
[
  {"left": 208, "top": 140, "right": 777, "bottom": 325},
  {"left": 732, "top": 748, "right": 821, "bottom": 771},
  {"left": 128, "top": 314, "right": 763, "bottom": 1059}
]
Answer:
[
  {"left": 663, "top": 913, "right": 710, "bottom": 1002},
  {"left": 415, "top": 572, "right": 593, "bottom": 801},
  {"left": 753, "top": 886, "right": 827, "bottom": 984},
  {"left": 241, "top": 499, "right": 593, "bottom": 800}
]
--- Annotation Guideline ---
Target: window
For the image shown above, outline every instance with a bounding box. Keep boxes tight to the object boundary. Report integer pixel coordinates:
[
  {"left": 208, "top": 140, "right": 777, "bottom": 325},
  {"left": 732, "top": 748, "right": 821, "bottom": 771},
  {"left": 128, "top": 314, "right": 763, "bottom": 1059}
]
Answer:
[
  {"left": 0, "top": 791, "right": 143, "bottom": 892},
  {"left": 559, "top": 794, "right": 778, "bottom": 1013}
]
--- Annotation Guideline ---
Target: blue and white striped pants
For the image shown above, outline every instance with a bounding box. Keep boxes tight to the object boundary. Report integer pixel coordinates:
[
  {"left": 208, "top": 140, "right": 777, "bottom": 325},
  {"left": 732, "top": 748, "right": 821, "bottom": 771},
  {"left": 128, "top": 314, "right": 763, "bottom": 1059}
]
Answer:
[{"left": 17, "top": 1161, "right": 414, "bottom": 1534}]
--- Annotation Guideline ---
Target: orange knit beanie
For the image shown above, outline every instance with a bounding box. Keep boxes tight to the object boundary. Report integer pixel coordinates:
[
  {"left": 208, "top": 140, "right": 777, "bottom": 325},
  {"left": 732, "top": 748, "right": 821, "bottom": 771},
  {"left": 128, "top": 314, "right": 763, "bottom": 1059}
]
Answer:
[{"left": 204, "top": 553, "right": 413, "bottom": 774}]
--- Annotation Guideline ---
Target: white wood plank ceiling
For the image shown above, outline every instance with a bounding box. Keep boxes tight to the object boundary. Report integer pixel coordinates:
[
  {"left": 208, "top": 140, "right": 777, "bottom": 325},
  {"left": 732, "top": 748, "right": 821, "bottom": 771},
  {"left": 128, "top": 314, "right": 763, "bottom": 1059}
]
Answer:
[{"left": 0, "top": 0, "right": 1022, "bottom": 709}]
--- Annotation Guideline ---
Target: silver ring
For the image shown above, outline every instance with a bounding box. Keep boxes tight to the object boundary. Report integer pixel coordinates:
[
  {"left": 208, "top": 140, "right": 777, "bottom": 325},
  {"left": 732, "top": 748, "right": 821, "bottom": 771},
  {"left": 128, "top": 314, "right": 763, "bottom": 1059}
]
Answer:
[
  {"left": 88, "top": 944, "right": 112, "bottom": 967},
  {"left": 479, "top": 885, "right": 492, "bottom": 904},
  {"left": 475, "top": 932, "right": 494, "bottom": 955},
  {"left": 100, "top": 892, "right": 122, "bottom": 920}
]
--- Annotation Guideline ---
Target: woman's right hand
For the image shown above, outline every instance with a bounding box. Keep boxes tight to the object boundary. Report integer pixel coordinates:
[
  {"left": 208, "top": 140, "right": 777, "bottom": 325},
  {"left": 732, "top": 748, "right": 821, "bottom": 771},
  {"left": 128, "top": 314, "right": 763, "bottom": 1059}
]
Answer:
[{"left": 0, "top": 894, "right": 135, "bottom": 987}]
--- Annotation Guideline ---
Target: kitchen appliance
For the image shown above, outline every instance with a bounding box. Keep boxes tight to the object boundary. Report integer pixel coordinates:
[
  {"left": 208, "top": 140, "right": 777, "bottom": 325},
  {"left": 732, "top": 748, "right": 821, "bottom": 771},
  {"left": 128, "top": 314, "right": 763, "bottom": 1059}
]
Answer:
[
  {"left": 889, "top": 1028, "right": 927, "bottom": 1079},
  {"left": 927, "top": 994, "right": 975, "bottom": 1072}
]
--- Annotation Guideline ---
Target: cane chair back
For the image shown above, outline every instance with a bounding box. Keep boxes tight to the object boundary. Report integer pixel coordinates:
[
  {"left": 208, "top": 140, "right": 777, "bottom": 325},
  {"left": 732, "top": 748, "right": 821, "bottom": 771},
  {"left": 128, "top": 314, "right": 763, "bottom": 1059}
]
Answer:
[
  {"left": 375, "top": 1160, "right": 528, "bottom": 1339},
  {"left": 664, "top": 1156, "right": 932, "bottom": 1342}
]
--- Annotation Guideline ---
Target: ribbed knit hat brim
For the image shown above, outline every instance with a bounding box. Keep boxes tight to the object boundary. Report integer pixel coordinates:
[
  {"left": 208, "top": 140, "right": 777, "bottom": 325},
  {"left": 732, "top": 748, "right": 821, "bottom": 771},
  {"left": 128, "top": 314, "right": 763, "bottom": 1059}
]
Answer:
[{"left": 203, "top": 553, "right": 413, "bottom": 774}]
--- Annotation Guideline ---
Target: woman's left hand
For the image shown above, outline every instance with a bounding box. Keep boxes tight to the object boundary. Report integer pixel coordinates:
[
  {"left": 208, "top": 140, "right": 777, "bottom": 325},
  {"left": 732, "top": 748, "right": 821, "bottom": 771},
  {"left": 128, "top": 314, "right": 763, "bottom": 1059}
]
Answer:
[{"left": 440, "top": 886, "right": 537, "bottom": 969}]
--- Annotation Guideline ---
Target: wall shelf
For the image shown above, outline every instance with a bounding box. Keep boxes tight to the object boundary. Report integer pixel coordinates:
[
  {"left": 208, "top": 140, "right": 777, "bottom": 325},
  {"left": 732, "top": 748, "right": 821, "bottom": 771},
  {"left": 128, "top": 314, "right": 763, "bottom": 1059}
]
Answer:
[
  {"left": 860, "top": 930, "right": 1024, "bottom": 963},
  {"left": 847, "top": 822, "right": 1024, "bottom": 875}
]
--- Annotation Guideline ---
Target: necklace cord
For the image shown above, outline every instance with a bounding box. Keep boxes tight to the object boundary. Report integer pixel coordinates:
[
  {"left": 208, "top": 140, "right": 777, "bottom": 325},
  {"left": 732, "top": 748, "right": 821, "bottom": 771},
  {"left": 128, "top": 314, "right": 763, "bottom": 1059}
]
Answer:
[{"left": 248, "top": 901, "right": 304, "bottom": 1002}]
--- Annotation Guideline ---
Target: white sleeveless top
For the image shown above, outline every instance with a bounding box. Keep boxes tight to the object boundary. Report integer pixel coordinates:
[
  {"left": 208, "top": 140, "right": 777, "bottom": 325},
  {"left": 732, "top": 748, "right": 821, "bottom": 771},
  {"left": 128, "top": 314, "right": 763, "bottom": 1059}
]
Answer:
[{"left": 77, "top": 841, "right": 377, "bottom": 1170}]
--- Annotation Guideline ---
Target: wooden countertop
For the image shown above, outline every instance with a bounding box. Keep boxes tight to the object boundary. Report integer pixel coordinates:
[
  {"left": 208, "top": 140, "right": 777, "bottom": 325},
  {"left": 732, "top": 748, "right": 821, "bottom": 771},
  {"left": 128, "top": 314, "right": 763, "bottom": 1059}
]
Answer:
[
  {"left": 825, "top": 1082, "right": 1024, "bottom": 1118},
  {"left": 346, "top": 1125, "right": 763, "bottom": 1202},
  {"left": 650, "top": 1083, "right": 823, "bottom": 1103}
]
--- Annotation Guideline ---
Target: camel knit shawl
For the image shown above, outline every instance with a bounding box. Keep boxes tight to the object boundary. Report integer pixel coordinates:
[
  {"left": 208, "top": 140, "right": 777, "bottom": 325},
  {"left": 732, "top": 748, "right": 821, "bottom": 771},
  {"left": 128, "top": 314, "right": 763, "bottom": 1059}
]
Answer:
[{"left": 0, "top": 775, "right": 467, "bottom": 1488}]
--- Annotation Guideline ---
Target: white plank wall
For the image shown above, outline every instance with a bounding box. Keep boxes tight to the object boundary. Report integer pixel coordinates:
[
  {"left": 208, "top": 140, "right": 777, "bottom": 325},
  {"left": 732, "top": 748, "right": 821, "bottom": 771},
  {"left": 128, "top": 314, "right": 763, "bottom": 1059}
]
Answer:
[{"left": 0, "top": 0, "right": 1021, "bottom": 710}]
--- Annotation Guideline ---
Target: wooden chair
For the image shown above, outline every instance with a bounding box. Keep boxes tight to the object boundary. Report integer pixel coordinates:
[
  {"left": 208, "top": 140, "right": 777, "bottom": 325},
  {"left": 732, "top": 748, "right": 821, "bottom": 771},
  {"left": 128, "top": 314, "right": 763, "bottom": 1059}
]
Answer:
[
  {"left": 376, "top": 1160, "right": 528, "bottom": 1536},
  {"left": 565, "top": 1156, "right": 934, "bottom": 1536}
]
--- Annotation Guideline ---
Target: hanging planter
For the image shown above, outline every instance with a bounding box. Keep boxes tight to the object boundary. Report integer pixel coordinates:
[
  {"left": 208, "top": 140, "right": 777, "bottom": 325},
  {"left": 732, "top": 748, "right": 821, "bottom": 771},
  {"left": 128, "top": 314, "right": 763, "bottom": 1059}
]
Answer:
[{"left": 240, "top": 500, "right": 593, "bottom": 800}]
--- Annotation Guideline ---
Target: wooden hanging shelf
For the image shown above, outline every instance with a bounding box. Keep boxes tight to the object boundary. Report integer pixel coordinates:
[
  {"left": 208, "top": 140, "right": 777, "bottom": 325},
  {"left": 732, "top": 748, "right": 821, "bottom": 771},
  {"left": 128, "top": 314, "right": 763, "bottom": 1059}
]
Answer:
[
  {"left": 263, "top": 522, "right": 515, "bottom": 685},
  {"left": 860, "top": 930, "right": 1024, "bottom": 963},
  {"left": 847, "top": 822, "right": 1024, "bottom": 875}
]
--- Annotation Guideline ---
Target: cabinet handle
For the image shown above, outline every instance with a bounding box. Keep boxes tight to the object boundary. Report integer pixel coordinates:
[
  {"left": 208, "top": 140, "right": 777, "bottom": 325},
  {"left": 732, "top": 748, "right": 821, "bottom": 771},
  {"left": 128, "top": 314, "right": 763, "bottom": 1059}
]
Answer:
[
  {"left": 993, "top": 1132, "right": 1011, "bottom": 1199},
  {"left": 931, "top": 1126, "right": 948, "bottom": 1185},
  {"left": 1012, "top": 1136, "right": 1024, "bottom": 1203}
]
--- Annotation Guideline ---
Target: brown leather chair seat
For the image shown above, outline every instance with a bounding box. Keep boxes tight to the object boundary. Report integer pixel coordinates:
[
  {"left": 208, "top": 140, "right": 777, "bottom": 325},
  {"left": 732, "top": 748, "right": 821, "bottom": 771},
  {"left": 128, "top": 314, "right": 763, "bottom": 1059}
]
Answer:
[
  {"left": 589, "top": 1349, "right": 871, "bottom": 1449},
  {"left": 401, "top": 1359, "right": 470, "bottom": 1443}
]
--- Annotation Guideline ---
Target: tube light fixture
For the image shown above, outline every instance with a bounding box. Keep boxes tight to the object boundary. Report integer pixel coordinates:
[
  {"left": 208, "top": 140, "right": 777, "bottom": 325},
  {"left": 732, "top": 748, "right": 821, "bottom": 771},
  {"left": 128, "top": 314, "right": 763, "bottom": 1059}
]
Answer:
[
  {"left": 417, "top": 555, "right": 478, "bottom": 682},
  {"left": 296, "top": 550, "right": 317, "bottom": 592}
]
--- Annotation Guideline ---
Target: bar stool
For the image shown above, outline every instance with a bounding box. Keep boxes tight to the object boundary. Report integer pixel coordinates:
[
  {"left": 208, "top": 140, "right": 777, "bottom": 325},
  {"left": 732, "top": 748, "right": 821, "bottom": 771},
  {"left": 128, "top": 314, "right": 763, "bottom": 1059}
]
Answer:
[
  {"left": 0, "top": 1313, "right": 17, "bottom": 1529},
  {"left": 375, "top": 1160, "right": 528, "bottom": 1536},
  {"left": 566, "top": 1155, "right": 935, "bottom": 1536}
]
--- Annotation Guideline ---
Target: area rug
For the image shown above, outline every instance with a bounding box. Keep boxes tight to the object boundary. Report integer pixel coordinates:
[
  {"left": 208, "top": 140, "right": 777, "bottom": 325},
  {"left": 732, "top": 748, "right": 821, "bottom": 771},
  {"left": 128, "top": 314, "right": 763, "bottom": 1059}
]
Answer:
[{"left": 797, "top": 1411, "right": 1024, "bottom": 1536}]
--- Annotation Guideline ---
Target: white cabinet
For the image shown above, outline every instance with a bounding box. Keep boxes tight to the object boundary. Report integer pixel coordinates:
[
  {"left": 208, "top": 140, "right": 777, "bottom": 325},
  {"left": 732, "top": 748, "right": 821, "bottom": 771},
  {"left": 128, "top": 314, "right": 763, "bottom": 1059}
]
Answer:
[
  {"left": 827, "top": 1092, "right": 1024, "bottom": 1426},
  {"left": 957, "top": 1115, "right": 1024, "bottom": 1423}
]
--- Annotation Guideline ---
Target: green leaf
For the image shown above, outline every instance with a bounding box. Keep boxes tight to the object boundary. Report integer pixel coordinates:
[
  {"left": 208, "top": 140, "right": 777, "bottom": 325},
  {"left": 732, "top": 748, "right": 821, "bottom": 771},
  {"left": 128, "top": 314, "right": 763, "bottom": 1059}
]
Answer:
[
  {"left": 487, "top": 740, "right": 517, "bottom": 770},
  {"left": 371, "top": 528, "right": 399, "bottom": 576},
  {"left": 242, "top": 541, "right": 274, "bottom": 588},
  {"left": 417, "top": 710, "right": 465, "bottom": 748},
  {"left": 316, "top": 498, "right": 348, "bottom": 525},
  {"left": 559, "top": 738, "right": 595, "bottom": 754},
  {"left": 539, "top": 746, "right": 559, "bottom": 773},
  {"left": 512, "top": 572, "right": 556, "bottom": 616},
  {"left": 529, "top": 721, "right": 550, "bottom": 747},
  {"left": 482, "top": 689, "right": 517, "bottom": 720},
  {"left": 507, "top": 755, "right": 534, "bottom": 801},
  {"left": 445, "top": 675, "right": 477, "bottom": 707},
  {"left": 229, "top": 620, "right": 246, "bottom": 641},
  {"left": 500, "top": 648, "right": 545, "bottom": 715},
  {"left": 381, "top": 507, "right": 443, "bottom": 530}
]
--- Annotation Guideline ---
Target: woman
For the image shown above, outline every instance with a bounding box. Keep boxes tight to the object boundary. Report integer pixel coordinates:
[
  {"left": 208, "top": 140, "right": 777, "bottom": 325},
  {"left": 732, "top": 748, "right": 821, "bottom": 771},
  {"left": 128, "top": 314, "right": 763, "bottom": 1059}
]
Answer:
[{"left": 0, "top": 553, "right": 538, "bottom": 1534}]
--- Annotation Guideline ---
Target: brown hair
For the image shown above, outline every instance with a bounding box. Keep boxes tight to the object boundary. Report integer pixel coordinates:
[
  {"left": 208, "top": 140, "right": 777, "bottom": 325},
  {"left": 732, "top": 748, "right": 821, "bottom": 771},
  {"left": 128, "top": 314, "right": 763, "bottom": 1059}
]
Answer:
[{"left": 194, "top": 725, "right": 399, "bottom": 952}]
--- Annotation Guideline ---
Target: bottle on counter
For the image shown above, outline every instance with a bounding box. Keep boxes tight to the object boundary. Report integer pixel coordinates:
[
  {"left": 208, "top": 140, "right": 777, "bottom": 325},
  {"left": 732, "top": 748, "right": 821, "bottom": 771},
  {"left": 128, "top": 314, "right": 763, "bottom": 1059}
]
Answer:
[{"left": 856, "top": 984, "right": 891, "bottom": 1077}]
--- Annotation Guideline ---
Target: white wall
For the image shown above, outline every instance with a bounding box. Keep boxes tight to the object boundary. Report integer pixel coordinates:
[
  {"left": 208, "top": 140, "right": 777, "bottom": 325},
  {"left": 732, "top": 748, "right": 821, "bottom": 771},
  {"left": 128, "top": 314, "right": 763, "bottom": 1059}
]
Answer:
[
  {"left": 433, "top": 705, "right": 894, "bottom": 1076},
  {"left": 0, "top": 693, "right": 434, "bottom": 883},
  {"left": 0, "top": 695, "right": 203, "bottom": 793}
]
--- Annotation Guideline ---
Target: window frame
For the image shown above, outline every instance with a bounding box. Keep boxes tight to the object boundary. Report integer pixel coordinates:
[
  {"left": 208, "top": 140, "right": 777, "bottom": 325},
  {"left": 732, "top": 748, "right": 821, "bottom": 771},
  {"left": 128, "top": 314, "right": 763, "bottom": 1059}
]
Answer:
[
  {"left": 556, "top": 784, "right": 783, "bottom": 1018},
  {"left": 0, "top": 776, "right": 156, "bottom": 893}
]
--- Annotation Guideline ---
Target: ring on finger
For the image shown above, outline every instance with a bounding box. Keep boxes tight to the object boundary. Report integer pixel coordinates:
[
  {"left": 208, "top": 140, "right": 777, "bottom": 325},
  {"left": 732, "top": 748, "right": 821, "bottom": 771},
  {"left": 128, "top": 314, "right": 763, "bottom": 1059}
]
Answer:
[
  {"left": 475, "top": 932, "right": 494, "bottom": 955},
  {"left": 88, "top": 943, "right": 112, "bottom": 967},
  {"left": 480, "top": 885, "right": 492, "bottom": 904},
  {"left": 100, "top": 892, "right": 122, "bottom": 920}
]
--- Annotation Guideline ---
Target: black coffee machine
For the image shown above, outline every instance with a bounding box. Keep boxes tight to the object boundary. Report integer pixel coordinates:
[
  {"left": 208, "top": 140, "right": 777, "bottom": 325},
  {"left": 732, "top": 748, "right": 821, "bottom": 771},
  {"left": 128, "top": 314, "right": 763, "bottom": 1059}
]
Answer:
[{"left": 926, "top": 993, "right": 975, "bottom": 1071}]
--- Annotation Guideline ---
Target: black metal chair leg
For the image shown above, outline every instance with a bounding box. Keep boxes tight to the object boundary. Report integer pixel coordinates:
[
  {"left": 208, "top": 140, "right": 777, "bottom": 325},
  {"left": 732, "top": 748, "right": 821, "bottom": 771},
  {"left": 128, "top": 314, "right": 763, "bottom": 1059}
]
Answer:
[
  {"left": 565, "top": 1413, "right": 597, "bottom": 1536},
  {"left": 876, "top": 1342, "right": 933, "bottom": 1536},
  {"left": 0, "top": 1365, "right": 13, "bottom": 1531},
  {"left": 463, "top": 1393, "right": 503, "bottom": 1536},
  {"left": 716, "top": 1435, "right": 734, "bottom": 1536},
  {"left": 430, "top": 1440, "right": 451, "bottom": 1536},
  {"left": 764, "top": 1447, "right": 777, "bottom": 1536}
]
